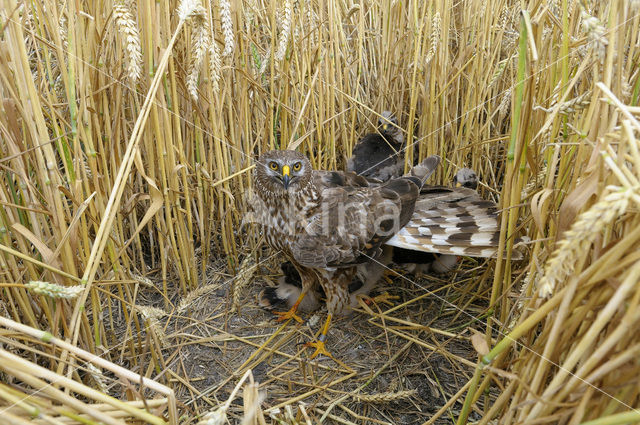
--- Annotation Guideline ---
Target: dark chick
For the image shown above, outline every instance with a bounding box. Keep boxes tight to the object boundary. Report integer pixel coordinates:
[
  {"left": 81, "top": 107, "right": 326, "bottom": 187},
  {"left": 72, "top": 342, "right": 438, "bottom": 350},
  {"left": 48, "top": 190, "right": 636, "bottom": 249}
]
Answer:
[{"left": 347, "top": 111, "right": 405, "bottom": 182}]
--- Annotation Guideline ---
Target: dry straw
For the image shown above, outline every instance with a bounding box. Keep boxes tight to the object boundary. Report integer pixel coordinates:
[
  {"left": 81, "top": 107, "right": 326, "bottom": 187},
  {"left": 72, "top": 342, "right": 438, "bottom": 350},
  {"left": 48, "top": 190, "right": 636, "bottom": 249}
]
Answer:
[
  {"left": 355, "top": 389, "right": 417, "bottom": 403},
  {"left": 195, "top": 370, "right": 263, "bottom": 425},
  {"left": 1, "top": 0, "right": 639, "bottom": 424}
]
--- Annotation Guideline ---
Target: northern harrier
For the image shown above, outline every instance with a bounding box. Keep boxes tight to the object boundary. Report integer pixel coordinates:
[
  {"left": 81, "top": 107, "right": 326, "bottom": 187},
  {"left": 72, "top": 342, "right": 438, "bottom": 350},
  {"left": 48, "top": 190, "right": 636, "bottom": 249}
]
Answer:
[
  {"left": 346, "top": 111, "right": 405, "bottom": 181},
  {"left": 252, "top": 150, "right": 438, "bottom": 357},
  {"left": 264, "top": 167, "right": 483, "bottom": 301},
  {"left": 251, "top": 150, "right": 510, "bottom": 357}
]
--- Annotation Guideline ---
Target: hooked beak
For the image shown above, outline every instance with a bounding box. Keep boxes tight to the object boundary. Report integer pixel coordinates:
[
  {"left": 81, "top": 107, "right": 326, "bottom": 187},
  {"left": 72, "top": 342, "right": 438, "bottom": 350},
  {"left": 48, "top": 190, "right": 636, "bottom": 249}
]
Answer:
[
  {"left": 455, "top": 182, "right": 462, "bottom": 188},
  {"left": 282, "top": 165, "right": 291, "bottom": 189},
  {"left": 382, "top": 124, "right": 389, "bottom": 131}
]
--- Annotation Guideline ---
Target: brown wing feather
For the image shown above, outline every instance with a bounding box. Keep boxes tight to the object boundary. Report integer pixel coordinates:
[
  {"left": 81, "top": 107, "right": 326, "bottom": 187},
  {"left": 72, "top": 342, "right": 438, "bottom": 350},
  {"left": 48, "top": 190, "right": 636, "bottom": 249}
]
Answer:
[
  {"left": 291, "top": 175, "right": 422, "bottom": 268},
  {"left": 386, "top": 186, "right": 523, "bottom": 259}
]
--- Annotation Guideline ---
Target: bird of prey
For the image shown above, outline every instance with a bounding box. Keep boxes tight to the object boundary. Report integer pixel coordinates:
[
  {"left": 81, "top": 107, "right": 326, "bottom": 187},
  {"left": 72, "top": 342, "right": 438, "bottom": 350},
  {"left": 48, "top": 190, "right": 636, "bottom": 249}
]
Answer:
[
  {"left": 346, "top": 111, "right": 405, "bottom": 181},
  {"left": 252, "top": 150, "right": 439, "bottom": 358},
  {"left": 255, "top": 151, "right": 516, "bottom": 358},
  {"left": 266, "top": 168, "right": 482, "bottom": 296}
]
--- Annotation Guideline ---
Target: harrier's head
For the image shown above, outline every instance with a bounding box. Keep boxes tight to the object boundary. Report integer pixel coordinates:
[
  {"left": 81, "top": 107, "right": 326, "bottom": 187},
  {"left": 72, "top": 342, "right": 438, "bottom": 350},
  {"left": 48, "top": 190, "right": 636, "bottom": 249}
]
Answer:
[
  {"left": 453, "top": 168, "right": 478, "bottom": 190},
  {"left": 378, "top": 111, "right": 398, "bottom": 132},
  {"left": 255, "top": 150, "right": 313, "bottom": 193}
]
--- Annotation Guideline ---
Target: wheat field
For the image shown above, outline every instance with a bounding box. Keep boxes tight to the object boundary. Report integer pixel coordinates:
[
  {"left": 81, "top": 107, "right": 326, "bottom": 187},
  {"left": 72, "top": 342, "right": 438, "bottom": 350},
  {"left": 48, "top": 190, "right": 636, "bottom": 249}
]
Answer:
[{"left": 1, "top": 0, "right": 639, "bottom": 423}]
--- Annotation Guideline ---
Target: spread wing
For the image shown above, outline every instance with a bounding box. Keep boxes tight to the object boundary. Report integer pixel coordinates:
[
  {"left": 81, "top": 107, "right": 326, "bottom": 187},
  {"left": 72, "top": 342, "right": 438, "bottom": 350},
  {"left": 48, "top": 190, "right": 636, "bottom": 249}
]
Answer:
[
  {"left": 385, "top": 186, "right": 523, "bottom": 259},
  {"left": 290, "top": 175, "right": 421, "bottom": 268}
]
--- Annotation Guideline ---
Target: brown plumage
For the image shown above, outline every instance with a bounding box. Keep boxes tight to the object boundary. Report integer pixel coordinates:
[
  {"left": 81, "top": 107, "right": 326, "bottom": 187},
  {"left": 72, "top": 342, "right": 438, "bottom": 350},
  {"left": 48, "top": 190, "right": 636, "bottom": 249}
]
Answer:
[
  {"left": 391, "top": 166, "right": 484, "bottom": 273},
  {"left": 271, "top": 166, "right": 486, "bottom": 282},
  {"left": 252, "top": 150, "right": 439, "bottom": 358},
  {"left": 385, "top": 184, "right": 520, "bottom": 258},
  {"left": 252, "top": 150, "right": 521, "bottom": 358},
  {"left": 260, "top": 252, "right": 392, "bottom": 315}
]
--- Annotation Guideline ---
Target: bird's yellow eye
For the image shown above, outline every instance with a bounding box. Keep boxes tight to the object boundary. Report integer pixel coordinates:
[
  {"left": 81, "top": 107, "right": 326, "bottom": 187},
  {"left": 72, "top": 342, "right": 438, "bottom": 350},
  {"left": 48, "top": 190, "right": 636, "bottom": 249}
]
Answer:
[
  {"left": 269, "top": 162, "right": 278, "bottom": 171},
  {"left": 293, "top": 162, "right": 302, "bottom": 171}
]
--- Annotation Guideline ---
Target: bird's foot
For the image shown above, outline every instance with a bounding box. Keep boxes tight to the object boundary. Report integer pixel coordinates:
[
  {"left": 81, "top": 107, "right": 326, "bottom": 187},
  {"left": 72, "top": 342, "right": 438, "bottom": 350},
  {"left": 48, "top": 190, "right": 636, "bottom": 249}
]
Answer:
[
  {"left": 273, "top": 308, "right": 304, "bottom": 324},
  {"left": 304, "top": 313, "right": 334, "bottom": 359},
  {"left": 382, "top": 269, "right": 398, "bottom": 285},
  {"left": 366, "top": 292, "right": 399, "bottom": 307},
  {"left": 305, "top": 339, "right": 333, "bottom": 359}
]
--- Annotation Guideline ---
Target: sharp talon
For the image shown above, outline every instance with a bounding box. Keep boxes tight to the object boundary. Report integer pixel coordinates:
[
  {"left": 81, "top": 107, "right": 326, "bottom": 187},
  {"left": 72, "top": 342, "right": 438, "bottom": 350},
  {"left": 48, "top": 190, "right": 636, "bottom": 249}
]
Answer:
[
  {"left": 273, "top": 309, "right": 304, "bottom": 324},
  {"left": 305, "top": 340, "right": 333, "bottom": 359}
]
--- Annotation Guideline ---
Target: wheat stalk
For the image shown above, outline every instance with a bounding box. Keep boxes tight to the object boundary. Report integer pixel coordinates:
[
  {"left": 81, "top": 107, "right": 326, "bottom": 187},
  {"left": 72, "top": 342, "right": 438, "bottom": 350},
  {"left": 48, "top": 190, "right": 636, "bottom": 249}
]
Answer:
[
  {"left": 131, "top": 273, "right": 155, "bottom": 288},
  {"left": 275, "top": 0, "right": 292, "bottom": 62},
  {"left": 113, "top": 1, "right": 142, "bottom": 82},
  {"left": 498, "top": 88, "right": 512, "bottom": 117},
  {"left": 537, "top": 187, "right": 632, "bottom": 298},
  {"left": 558, "top": 91, "right": 591, "bottom": 114},
  {"left": 186, "top": 7, "right": 210, "bottom": 99},
  {"left": 198, "top": 409, "right": 227, "bottom": 425},
  {"left": 489, "top": 57, "right": 510, "bottom": 87},
  {"left": 58, "top": 9, "right": 69, "bottom": 50},
  {"left": 424, "top": 12, "right": 441, "bottom": 65},
  {"left": 177, "top": 0, "right": 204, "bottom": 21},
  {"left": 208, "top": 39, "right": 222, "bottom": 94},
  {"left": 197, "top": 370, "right": 257, "bottom": 425},
  {"left": 86, "top": 363, "right": 109, "bottom": 394},
  {"left": 26, "top": 281, "right": 84, "bottom": 299},
  {"left": 231, "top": 256, "right": 256, "bottom": 313},
  {"left": 177, "top": 279, "right": 221, "bottom": 313},
  {"left": 580, "top": 6, "right": 607, "bottom": 64},
  {"left": 138, "top": 305, "right": 168, "bottom": 347},
  {"left": 521, "top": 164, "right": 548, "bottom": 199},
  {"left": 219, "top": 0, "right": 234, "bottom": 57},
  {"left": 259, "top": 46, "right": 271, "bottom": 75}
]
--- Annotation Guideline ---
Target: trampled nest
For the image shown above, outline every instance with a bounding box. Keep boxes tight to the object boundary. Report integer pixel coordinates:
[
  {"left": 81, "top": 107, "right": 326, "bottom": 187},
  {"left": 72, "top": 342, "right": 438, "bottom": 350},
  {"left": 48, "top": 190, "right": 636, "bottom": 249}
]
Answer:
[{"left": 152, "top": 254, "right": 506, "bottom": 424}]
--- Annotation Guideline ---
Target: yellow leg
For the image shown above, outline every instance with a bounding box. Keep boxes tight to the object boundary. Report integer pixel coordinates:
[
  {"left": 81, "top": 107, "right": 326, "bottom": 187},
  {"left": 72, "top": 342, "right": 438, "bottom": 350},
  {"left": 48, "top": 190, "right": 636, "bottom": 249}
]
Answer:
[
  {"left": 305, "top": 313, "right": 333, "bottom": 359},
  {"left": 273, "top": 290, "right": 305, "bottom": 324}
]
